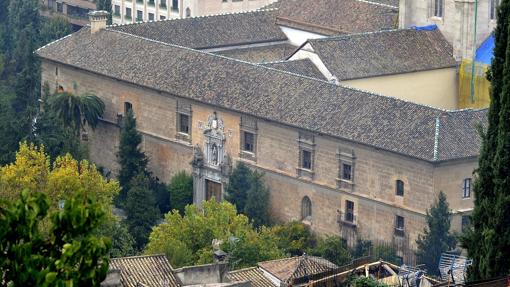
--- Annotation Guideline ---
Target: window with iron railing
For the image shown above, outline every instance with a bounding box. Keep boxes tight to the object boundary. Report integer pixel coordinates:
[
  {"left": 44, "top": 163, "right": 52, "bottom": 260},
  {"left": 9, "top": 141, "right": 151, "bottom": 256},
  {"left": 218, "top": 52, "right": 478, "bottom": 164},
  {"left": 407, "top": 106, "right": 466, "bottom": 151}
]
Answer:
[{"left": 394, "top": 215, "right": 405, "bottom": 237}]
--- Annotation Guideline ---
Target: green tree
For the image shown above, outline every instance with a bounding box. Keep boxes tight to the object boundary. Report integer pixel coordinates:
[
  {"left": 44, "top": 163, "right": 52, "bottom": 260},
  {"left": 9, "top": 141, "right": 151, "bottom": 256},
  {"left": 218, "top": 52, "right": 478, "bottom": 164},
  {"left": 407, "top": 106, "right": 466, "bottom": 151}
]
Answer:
[
  {"left": 117, "top": 110, "right": 148, "bottom": 201},
  {"left": 416, "top": 192, "right": 456, "bottom": 276},
  {"left": 461, "top": 0, "right": 510, "bottom": 279},
  {"left": 98, "top": 220, "right": 136, "bottom": 258},
  {"left": 0, "top": 190, "right": 111, "bottom": 286},
  {"left": 126, "top": 173, "right": 160, "bottom": 250},
  {"left": 168, "top": 171, "right": 193, "bottom": 214},
  {"left": 96, "top": 0, "right": 113, "bottom": 24},
  {"left": 225, "top": 162, "right": 252, "bottom": 212},
  {"left": 244, "top": 171, "right": 271, "bottom": 227},
  {"left": 269, "top": 221, "right": 317, "bottom": 256},
  {"left": 145, "top": 200, "right": 282, "bottom": 268},
  {"left": 312, "top": 236, "right": 352, "bottom": 266},
  {"left": 48, "top": 91, "right": 105, "bottom": 136},
  {"left": 349, "top": 276, "right": 388, "bottom": 287},
  {"left": 40, "top": 16, "right": 73, "bottom": 45}
]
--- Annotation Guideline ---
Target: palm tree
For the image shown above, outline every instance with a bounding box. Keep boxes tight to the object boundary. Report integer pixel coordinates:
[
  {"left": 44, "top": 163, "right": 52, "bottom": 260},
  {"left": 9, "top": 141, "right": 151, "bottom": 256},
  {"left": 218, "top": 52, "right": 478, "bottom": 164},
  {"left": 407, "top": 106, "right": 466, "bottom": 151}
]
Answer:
[{"left": 48, "top": 91, "right": 105, "bottom": 136}]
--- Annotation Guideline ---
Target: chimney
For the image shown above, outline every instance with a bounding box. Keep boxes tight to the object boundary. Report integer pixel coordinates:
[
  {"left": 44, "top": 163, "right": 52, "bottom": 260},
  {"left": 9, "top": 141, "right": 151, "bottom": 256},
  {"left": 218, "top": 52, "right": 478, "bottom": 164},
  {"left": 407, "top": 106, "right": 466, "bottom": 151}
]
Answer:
[{"left": 88, "top": 10, "right": 109, "bottom": 34}]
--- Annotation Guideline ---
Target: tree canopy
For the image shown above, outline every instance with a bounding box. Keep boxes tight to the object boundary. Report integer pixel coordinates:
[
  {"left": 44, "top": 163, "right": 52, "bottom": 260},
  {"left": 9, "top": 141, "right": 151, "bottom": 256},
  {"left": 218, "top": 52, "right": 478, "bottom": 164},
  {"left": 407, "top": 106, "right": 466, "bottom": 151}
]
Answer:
[
  {"left": 0, "top": 190, "right": 111, "bottom": 286},
  {"left": 461, "top": 0, "right": 510, "bottom": 279},
  {"left": 416, "top": 191, "right": 456, "bottom": 276}
]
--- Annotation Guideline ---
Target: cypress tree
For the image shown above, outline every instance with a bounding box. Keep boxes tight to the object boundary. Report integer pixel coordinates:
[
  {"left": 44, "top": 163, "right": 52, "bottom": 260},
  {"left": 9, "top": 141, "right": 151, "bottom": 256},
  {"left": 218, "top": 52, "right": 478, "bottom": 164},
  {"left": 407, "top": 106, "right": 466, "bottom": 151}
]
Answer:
[
  {"left": 462, "top": 0, "right": 510, "bottom": 279},
  {"left": 416, "top": 192, "right": 456, "bottom": 276},
  {"left": 225, "top": 162, "right": 252, "bottom": 212},
  {"left": 125, "top": 173, "right": 160, "bottom": 251},
  {"left": 117, "top": 110, "right": 148, "bottom": 202},
  {"left": 244, "top": 171, "right": 271, "bottom": 228}
]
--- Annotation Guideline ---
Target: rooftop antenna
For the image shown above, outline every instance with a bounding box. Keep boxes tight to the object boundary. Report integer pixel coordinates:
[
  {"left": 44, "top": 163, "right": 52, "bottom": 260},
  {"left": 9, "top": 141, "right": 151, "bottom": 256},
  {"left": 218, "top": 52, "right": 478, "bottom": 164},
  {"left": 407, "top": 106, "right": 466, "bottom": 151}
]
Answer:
[{"left": 438, "top": 253, "right": 473, "bottom": 285}]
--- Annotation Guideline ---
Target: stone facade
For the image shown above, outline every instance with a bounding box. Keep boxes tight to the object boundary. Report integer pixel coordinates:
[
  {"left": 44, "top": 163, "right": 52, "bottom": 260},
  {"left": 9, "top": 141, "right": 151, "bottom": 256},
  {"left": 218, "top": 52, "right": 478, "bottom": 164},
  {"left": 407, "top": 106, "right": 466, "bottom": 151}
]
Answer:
[
  {"left": 41, "top": 58, "right": 477, "bottom": 261},
  {"left": 399, "top": 0, "right": 498, "bottom": 59},
  {"left": 112, "top": 0, "right": 276, "bottom": 24}
]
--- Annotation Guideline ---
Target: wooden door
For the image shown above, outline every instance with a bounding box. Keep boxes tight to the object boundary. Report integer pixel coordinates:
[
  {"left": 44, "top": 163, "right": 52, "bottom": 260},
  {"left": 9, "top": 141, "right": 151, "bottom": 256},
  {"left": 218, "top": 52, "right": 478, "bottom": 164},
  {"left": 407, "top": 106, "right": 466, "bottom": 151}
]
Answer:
[{"left": 206, "top": 179, "right": 222, "bottom": 202}]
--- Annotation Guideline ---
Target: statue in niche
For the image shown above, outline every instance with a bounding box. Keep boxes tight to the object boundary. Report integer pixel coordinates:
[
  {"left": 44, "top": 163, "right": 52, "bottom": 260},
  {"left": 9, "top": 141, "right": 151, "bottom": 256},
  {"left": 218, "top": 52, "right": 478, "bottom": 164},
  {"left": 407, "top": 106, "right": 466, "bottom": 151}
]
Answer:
[
  {"left": 191, "top": 144, "right": 204, "bottom": 167},
  {"left": 211, "top": 143, "right": 218, "bottom": 165}
]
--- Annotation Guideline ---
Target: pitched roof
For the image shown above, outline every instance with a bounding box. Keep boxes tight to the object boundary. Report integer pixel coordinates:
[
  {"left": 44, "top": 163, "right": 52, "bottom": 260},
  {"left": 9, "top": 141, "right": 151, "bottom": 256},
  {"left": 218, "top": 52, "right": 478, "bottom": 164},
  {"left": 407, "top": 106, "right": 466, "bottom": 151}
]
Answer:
[
  {"left": 227, "top": 267, "right": 277, "bottom": 287},
  {"left": 110, "top": 10, "right": 287, "bottom": 49},
  {"left": 108, "top": 255, "right": 180, "bottom": 287},
  {"left": 304, "top": 28, "right": 456, "bottom": 81},
  {"left": 258, "top": 256, "right": 338, "bottom": 283},
  {"left": 276, "top": 0, "right": 398, "bottom": 35},
  {"left": 36, "top": 28, "right": 486, "bottom": 162},
  {"left": 214, "top": 43, "right": 296, "bottom": 63},
  {"left": 261, "top": 59, "right": 327, "bottom": 80}
]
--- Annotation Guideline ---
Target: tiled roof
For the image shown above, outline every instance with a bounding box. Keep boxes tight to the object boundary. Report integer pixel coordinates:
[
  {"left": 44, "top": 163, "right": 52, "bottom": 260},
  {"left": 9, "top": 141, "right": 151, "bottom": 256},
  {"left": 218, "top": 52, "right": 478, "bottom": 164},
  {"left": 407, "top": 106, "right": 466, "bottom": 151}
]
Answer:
[
  {"left": 108, "top": 255, "right": 180, "bottom": 287},
  {"left": 36, "top": 28, "right": 486, "bottom": 162},
  {"left": 276, "top": 0, "right": 398, "bottom": 35},
  {"left": 304, "top": 28, "right": 456, "bottom": 81},
  {"left": 261, "top": 59, "right": 327, "bottom": 80},
  {"left": 110, "top": 10, "right": 287, "bottom": 49},
  {"left": 227, "top": 267, "right": 277, "bottom": 287},
  {"left": 214, "top": 43, "right": 296, "bottom": 63},
  {"left": 258, "top": 256, "right": 338, "bottom": 283}
]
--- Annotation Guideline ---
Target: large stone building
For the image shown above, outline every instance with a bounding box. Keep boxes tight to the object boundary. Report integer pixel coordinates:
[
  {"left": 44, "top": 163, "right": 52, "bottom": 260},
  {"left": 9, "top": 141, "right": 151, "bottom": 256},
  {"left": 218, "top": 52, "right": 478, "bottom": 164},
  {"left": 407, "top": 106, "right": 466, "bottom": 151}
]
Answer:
[
  {"left": 40, "top": 0, "right": 96, "bottom": 28},
  {"left": 399, "top": 0, "right": 499, "bottom": 60},
  {"left": 111, "top": 0, "right": 276, "bottom": 24},
  {"left": 37, "top": 9, "right": 486, "bottom": 262}
]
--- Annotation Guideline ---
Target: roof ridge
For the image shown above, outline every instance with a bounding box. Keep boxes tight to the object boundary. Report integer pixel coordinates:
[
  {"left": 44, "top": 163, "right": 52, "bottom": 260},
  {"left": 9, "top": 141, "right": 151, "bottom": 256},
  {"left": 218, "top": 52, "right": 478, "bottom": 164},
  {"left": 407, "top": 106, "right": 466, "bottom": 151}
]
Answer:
[
  {"left": 109, "top": 7, "right": 279, "bottom": 29},
  {"left": 354, "top": 0, "right": 399, "bottom": 9},
  {"left": 110, "top": 254, "right": 168, "bottom": 260},
  {"left": 228, "top": 267, "right": 259, "bottom": 273},
  {"left": 106, "top": 29, "right": 451, "bottom": 113},
  {"left": 433, "top": 116, "right": 441, "bottom": 161},
  {"left": 309, "top": 27, "right": 422, "bottom": 43}
]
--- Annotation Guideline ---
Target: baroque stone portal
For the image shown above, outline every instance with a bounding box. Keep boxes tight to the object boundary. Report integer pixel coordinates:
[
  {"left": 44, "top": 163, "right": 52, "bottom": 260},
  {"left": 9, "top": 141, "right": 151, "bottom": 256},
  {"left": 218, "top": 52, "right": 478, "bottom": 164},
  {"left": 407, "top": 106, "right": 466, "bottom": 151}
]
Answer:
[{"left": 191, "top": 112, "right": 231, "bottom": 206}]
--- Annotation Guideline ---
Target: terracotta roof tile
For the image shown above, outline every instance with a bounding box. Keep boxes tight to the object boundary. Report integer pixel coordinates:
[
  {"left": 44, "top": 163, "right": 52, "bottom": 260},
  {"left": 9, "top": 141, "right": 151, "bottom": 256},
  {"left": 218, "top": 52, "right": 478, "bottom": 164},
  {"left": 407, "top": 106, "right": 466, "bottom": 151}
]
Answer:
[
  {"left": 228, "top": 267, "right": 277, "bottom": 287},
  {"left": 258, "top": 256, "right": 338, "bottom": 283},
  {"left": 261, "top": 59, "right": 327, "bottom": 80},
  {"left": 111, "top": 10, "right": 287, "bottom": 49},
  {"left": 215, "top": 43, "right": 296, "bottom": 63},
  {"left": 276, "top": 0, "right": 398, "bottom": 35},
  {"left": 109, "top": 255, "right": 181, "bottom": 287},
  {"left": 36, "top": 28, "right": 486, "bottom": 162},
  {"left": 307, "top": 28, "right": 456, "bottom": 81}
]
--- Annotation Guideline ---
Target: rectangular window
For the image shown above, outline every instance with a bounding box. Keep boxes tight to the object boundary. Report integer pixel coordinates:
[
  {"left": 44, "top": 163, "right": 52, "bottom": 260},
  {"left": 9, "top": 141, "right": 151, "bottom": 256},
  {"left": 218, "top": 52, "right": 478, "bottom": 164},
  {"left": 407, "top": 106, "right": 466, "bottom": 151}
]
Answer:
[
  {"left": 302, "top": 150, "right": 312, "bottom": 170},
  {"left": 396, "top": 180, "right": 405, "bottom": 197},
  {"left": 124, "top": 102, "right": 133, "bottom": 115},
  {"left": 179, "top": 113, "right": 190, "bottom": 134},
  {"left": 136, "top": 10, "right": 143, "bottom": 21},
  {"left": 395, "top": 215, "right": 405, "bottom": 237},
  {"left": 160, "top": 15, "right": 166, "bottom": 20},
  {"left": 114, "top": 5, "right": 121, "bottom": 16},
  {"left": 345, "top": 200, "right": 354, "bottom": 223},
  {"left": 125, "top": 7, "right": 132, "bottom": 19},
  {"left": 148, "top": 13, "right": 154, "bottom": 21},
  {"left": 342, "top": 163, "right": 352, "bottom": 181},
  {"left": 490, "top": 0, "right": 500, "bottom": 20},
  {"left": 243, "top": 131, "right": 255, "bottom": 153},
  {"left": 160, "top": 0, "right": 167, "bottom": 7},
  {"left": 463, "top": 178, "right": 471, "bottom": 198},
  {"left": 172, "top": 0, "right": 178, "bottom": 10},
  {"left": 461, "top": 215, "right": 471, "bottom": 231},
  {"left": 434, "top": 0, "right": 443, "bottom": 17}
]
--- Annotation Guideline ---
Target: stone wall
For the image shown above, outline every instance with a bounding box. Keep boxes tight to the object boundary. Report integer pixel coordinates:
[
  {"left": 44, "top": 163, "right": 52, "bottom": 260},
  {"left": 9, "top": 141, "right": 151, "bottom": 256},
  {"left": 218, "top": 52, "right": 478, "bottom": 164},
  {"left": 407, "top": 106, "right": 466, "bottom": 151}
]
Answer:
[{"left": 41, "top": 59, "right": 478, "bottom": 255}]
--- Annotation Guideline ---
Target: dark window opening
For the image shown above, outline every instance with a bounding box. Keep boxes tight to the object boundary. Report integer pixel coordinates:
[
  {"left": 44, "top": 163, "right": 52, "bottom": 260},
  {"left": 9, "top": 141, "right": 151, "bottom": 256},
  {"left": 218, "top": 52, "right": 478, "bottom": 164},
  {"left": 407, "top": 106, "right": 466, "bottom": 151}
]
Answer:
[
  {"left": 396, "top": 180, "right": 404, "bottom": 196},
  {"left": 179, "top": 113, "right": 190, "bottom": 134},
  {"left": 342, "top": 163, "right": 352, "bottom": 181},
  {"left": 395, "top": 215, "right": 405, "bottom": 236},
  {"left": 463, "top": 178, "right": 472, "bottom": 198},
  {"left": 461, "top": 215, "right": 471, "bottom": 231},
  {"left": 345, "top": 200, "right": 354, "bottom": 223},
  {"left": 302, "top": 150, "right": 312, "bottom": 170},
  {"left": 243, "top": 131, "right": 254, "bottom": 152},
  {"left": 301, "top": 196, "right": 312, "bottom": 220},
  {"left": 124, "top": 102, "right": 133, "bottom": 115}
]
